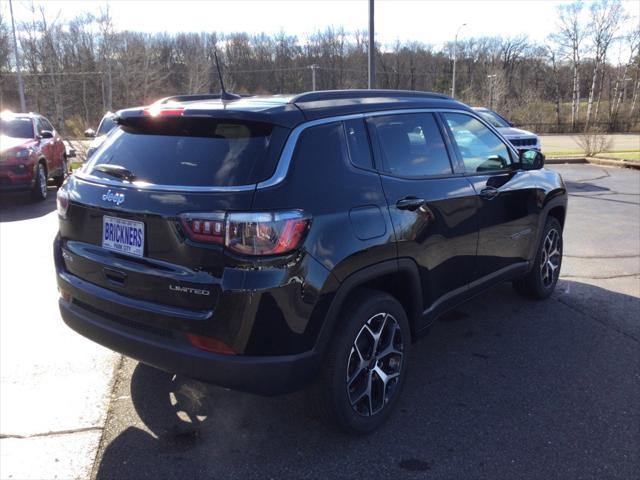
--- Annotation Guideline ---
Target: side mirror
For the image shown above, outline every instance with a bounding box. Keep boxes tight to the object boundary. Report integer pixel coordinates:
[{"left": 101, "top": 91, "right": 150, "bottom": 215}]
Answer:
[
  {"left": 84, "top": 129, "right": 96, "bottom": 138},
  {"left": 519, "top": 149, "right": 545, "bottom": 170},
  {"left": 39, "top": 130, "right": 54, "bottom": 139},
  {"left": 508, "top": 121, "right": 516, "bottom": 127}
]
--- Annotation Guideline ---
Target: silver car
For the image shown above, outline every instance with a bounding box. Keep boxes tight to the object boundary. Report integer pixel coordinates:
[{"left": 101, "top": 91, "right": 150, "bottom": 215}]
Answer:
[
  {"left": 84, "top": 113, "right": 117, "bottom": 160},
  {"left": 473, "top": 107, "right": 540, "bottom": 153}
]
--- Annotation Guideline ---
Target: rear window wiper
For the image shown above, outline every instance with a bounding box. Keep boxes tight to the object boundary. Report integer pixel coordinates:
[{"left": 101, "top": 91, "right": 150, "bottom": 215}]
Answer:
[{"left": 93, "top": 164, "right": 136, "bottom": 182}]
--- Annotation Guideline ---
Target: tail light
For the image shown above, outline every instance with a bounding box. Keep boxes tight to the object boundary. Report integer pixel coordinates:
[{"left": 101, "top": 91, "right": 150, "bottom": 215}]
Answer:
[
  {"left": 56, "top": 188, "right": 69, "bottom": 218},
  {"left": 179, "top": 213, "right": 225, "bottom": 244},
  {"left": 179, "top": 210, "right": 310, "bottom": 256}
]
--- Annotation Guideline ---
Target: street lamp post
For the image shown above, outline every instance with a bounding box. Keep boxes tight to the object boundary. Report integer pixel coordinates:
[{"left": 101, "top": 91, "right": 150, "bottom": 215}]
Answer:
[
  {"left": 310, "top": 64, "right": 319, "bottom": 91},
  {"left": 451, "top": 22, "right": 466, "bottom": 99},
  {"left": 368, "top": 0, "right": 375, "bottom": 89},
  {"left": 8, "top": 0, "right": 26, "bottom": 112},
  {"left": 487, "top": 74, "right": 497, "bottom": 109}
]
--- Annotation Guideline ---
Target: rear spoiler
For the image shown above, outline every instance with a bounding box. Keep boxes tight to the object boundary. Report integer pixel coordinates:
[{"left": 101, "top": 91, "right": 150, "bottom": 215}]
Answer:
[{"left": 114, "top": 103, "right": 305, "bottom": 129}]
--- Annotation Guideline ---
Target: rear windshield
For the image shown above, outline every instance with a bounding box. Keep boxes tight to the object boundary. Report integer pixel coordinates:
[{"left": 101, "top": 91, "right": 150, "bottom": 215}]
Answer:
[{"left": 86, "top": 118, "right": 284, "bottom": 187}]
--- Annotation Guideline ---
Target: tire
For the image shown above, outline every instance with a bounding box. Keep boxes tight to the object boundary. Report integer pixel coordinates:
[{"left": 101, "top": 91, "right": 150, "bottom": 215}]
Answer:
[
  {"left": 316, "top": 289, "right": 411, "bottom": 434},
  {"left": 31, "top": 162, "right": 48, "bottom": 201},
  {"left": 54, "top": 155, "right": 67, "bottom": 188},
  {"left": 513, "top": 217, "right": 563, "bottom": 299}
]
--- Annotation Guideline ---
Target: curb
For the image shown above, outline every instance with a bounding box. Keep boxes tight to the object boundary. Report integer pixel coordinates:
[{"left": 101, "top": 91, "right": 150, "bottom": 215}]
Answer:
[
  {"left": 545, "top": 157, "right": 587, "bottom": 164},
  {"left": 546, "top": 156, "right": 640, "bottom": 170}
]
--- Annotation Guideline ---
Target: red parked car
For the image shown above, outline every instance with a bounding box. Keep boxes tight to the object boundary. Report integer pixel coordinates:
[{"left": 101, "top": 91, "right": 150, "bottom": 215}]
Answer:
[{"left": 0, "top": 112, "right": 68, "bottom": 201}]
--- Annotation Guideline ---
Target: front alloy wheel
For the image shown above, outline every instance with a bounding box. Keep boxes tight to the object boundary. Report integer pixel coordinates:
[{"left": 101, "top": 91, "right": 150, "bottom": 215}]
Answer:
[
  {"left": 540, "top": 228, "right": 561, "bottom": 288},
  {"left": 31, "top": 163, "right": 47, "bottom": 201},
  {"left": 513, "top": 216, "right": 563, "bottom": 299}
]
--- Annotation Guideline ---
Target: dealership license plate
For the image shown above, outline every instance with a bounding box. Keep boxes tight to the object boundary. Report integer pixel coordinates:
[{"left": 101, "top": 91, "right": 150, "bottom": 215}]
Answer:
[{"left": 102, "top": 215, "right": 145, "bottom": 257}]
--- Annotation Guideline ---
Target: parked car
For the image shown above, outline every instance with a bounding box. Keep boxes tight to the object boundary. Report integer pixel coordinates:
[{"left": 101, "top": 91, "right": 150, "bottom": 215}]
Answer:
[
  {"left": 472, "top": 107, "right": 540, "bottom": 153},
  {"left": 84, "top": 112, "right": 117, "bottom": 160},
  {"left": 1, "top": 111, "right": 69, "bottom": 200},
  {"left": 55, "top": 90, "right": 567, "bottom": 433}
]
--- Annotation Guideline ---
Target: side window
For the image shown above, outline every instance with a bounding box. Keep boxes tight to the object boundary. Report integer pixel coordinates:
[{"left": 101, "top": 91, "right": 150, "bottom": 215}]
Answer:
[
  {"left": 34, "top": 118, "right": 45, "bottom": 135},
  {"left": 343, "top": 119, "right": 373, "bottom": 169},
  {"left": 294, "top": 121, "right": 347, "bottom": 171},
  {"left": 41, "top": 118, "right": 54, "bottom": 132},
  {"left": 368, "top": 113, "right": 452, "bottom": 177},
  {"left": 443, "top": 113, "right": 512, "bottom": 173}
]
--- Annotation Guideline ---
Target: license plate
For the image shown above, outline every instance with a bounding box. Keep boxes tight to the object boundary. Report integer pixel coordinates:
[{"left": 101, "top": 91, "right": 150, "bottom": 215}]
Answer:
[{"left": 102, "top": 215, "right": 145, "bottom": 257}]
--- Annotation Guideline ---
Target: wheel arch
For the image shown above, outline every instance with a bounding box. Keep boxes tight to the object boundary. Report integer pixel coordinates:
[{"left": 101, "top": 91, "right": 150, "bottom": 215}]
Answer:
[
  {"left": 313, "top": 259, "right": 423, "bottom": 358},
  {"left": 37, "top": 157, "right": 48, "bottom": 176},
  {"left": 547, "top": 205, "right": 566, "bottom": 229}
]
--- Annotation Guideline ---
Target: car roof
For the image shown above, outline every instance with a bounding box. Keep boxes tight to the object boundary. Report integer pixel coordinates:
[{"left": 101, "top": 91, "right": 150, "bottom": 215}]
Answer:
[
  {"left": 116, "top": 90, "right": 473, "bottom": 129},
  {"left": 0, "top": 112, "right": 39, "bottom": 120}
]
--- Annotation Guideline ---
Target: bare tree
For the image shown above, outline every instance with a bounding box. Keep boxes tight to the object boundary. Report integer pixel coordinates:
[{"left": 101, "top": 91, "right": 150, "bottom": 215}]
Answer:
[
  {"left": 584, "top": 0, "right": 625, "bottom": 131},
  {"left": 1, "top": 0, "right": 638, "bottom": 136},
  {"left": 551, "top": 1, "right": 586, "bottom": 131},
  {"left": 609, "top": 26, "right": 639, "bottom": 126}
]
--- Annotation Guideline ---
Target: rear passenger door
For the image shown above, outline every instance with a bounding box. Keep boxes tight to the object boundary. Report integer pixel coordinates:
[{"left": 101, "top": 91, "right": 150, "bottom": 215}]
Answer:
[
  {"left": 367, "top": 112, "right": 479, "bottom": 323},
  {"left": 442, "top": 112, "right": 539, "bottom": 282}
]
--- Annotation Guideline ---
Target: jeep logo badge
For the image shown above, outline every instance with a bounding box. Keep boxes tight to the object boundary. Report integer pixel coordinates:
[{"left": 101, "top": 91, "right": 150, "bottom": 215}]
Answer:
[{"left": 102, "top": 190, "right": 125, "bottom": 206}]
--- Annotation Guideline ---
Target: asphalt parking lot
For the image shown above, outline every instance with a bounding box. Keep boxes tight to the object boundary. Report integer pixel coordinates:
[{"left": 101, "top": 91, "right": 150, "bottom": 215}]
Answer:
[{"left": 1, "top": 163, "right": 638, "bottom": 480}]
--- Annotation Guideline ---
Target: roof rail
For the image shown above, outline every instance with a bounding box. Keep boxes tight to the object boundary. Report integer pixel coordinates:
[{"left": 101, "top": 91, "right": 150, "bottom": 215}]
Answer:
[{"left": 289, "top": 89, "right": 450, "bottom": 104}]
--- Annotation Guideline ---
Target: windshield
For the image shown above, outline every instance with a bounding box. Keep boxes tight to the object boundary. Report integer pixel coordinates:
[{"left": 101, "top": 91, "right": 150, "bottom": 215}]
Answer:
[
  {"left": 85, "top": 118, "right": 283, "bottom": 187},
  {"left": 96, "top": 116, "right": 117, "bottom": 136},
  {"left": 0, "top": 118, "right": 34, "bottom": 139},
  {"left": 476, "top": 110, "right": 510, "bottom": 128}
]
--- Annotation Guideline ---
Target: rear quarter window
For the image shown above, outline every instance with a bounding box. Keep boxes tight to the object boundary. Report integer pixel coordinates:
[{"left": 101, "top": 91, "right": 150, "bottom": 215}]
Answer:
[{"left": 86, "top": 118, "right": 287, "bottom": 187}]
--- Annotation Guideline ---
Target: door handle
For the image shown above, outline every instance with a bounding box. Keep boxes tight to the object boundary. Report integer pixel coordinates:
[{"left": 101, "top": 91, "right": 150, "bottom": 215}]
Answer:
[
  {"left": 396, "top": 197, "right": 426, "bottom": 211},
  {"left": 480, "top": 187, "right": 500, "bottom": 200}
]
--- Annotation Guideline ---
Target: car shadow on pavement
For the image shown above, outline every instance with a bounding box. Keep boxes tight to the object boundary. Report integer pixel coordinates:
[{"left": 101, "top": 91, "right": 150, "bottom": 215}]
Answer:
[
  {"left": 0, "top": 187, "right": 57, "bottom": 222},
  {"left": 563, "top": 181, "right": 611, "bottom": 193},
  {"left": 94, "top": 280, "right": 639, "bottom": 480}
]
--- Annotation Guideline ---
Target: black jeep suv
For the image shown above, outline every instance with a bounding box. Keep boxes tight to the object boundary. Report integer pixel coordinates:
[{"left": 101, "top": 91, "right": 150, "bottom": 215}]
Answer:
[{"left": 55, "top": 90, "right": 567, "bottom": 433}]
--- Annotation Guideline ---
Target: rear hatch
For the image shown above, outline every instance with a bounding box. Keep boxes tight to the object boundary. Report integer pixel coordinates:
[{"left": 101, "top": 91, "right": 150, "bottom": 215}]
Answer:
[{"left": 58, "top": 113, "right": 288, "bottom": 313}]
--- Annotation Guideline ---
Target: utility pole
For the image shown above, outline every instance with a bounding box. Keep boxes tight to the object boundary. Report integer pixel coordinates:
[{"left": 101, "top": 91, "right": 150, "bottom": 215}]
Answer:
[
  {"left": 8, "top": 0, "right": 26, "bottom": 112},
  {"left": 368, "top": 0, "right": 375, "bottom": 89},
  {"left": 487, "top": 74, "right": 497, "bottom": 109},
  {"left": 451, "top": 23, "right": 466, "bottom": 99},
  {"left": 310, "top": 64, "right": 319, "bottom": 91}
]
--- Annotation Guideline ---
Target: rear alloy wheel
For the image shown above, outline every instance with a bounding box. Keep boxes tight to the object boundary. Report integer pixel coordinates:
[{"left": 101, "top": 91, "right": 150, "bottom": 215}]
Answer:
[
  {"left": 317, "top": 289, "right": 410, "bottom": 434},
  {"left": 514, "top": 217, "right": 563, "bottom": 299},
  {"left": 31, "top": 162, "right": 48, "bottom": 201},
  {"left": 347, "top": 312, "right": 404, "bottom": 417}
]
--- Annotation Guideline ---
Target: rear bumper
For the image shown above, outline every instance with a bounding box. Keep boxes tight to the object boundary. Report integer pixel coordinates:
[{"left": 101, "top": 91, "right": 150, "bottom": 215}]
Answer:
[{"left": 59, "top": 295, "right": 320, "bottom": 395}]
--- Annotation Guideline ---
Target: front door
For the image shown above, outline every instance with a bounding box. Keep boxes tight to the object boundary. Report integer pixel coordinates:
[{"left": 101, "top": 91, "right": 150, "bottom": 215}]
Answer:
[
  {"left": 366, "top": 112, "right": 479, "bottom": 323},
  {"left": 442, "top": 112, "right": 539, "bottom": 282}
]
